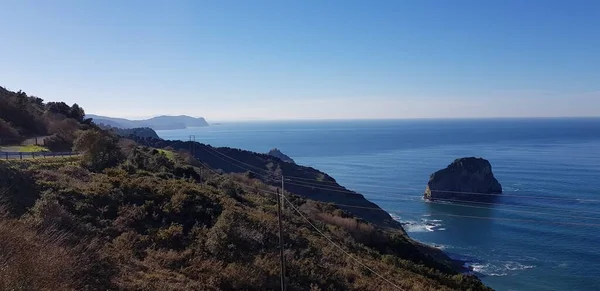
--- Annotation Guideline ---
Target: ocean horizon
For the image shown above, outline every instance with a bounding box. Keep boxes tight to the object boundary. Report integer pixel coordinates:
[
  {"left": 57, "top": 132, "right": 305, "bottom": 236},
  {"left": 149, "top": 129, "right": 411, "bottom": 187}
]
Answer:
[{"left": 157, "top": 118, "right": 600, "bottom": 291}]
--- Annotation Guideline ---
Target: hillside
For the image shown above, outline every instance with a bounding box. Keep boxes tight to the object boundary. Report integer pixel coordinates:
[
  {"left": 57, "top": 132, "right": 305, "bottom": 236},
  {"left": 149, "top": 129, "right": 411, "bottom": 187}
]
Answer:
[
  {"left": 0, "top": 87, "right": 491, "bottom": 290},
  {"left": 133, "top": 137, "right": 404, "bottom": 230},
  {"left": 0, "top": 86, "right": 94, "bottom": 151},
  {"left": 86, "top": 114, "right": 209, "bottom": 130},
  {"left": 268, "top": 148, "right": 296, "bottom": 164},
  {"left": 0, "top": 145, "right": 490, "bottom": 291},
  {"left": 99, "top": 124, "right": 161, "bottom": 139}
]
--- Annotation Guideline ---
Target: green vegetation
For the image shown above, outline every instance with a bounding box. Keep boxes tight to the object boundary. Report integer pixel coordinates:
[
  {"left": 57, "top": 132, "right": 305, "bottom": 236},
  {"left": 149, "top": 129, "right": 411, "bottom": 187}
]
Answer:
[
  {"left": 157, "top": 148, "right": 176, "bottom": 161},
  {"left": 73, "top": 129, "right": 124, "bottom": 171},
  {"left": 0, "top": 86, "right": 491, "bottom": 290},
  {"left": 0, "top": 144, "right": 491, "bottom": 291},
  {"left": 0, "top": 86, "right": 94, "bottom": 151},
  {"left": 5, "top": 144, "right": 50, "bottom": 152}
]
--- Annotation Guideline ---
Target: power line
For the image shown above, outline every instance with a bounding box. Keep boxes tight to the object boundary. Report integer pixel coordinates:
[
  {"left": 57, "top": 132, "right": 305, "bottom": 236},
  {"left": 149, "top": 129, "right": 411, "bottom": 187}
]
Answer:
[
  {"left": 283, "top": 179, "right": 600, "bottom": 203},
  {"left": 364, "top": 192, "right": 600, "bottom": 217},
  {"left": 203, "top": 145, "right": 273, "bottom": 175},
  {"left": 315, "top": 201, "right": 600, "bottom": 227},
  {"left": 197, "top": 144, "right": 600, "bottom": 204},
  {"left": 360, "top": 191, "right": 600, "bottom": 216},
  {"left": 227, "top": 179, "right": 600, "bottom": 228},
  {"left": 281, "top": 194, "right": 407, "bottom": 291},
  {"left": 200, "top": 145, "right": 275, "bottom": 178},
  {"left": 183, "top": 145, "right": 600, "bottom": 227},
  {"left": 341, "top": 195, "right": 600, "bottom": 221}
]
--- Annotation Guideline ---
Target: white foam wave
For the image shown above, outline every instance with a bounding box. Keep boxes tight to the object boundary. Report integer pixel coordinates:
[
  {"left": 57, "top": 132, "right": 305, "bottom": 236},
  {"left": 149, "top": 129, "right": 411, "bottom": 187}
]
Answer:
[
  {"left": 466, "top": 261, "right": 535, "bottom": 277},
  {"left": 388, "top": 212, "right": 444, "bottom": 232},
  {"left": 404, "top": 219, "right": 443, "bottom": 233},
  {"left": 505, "top": 262, "right": 535, "bottom": 271},
  {"left": 389, "top": 213, "right": 402, "bottom": 222}
]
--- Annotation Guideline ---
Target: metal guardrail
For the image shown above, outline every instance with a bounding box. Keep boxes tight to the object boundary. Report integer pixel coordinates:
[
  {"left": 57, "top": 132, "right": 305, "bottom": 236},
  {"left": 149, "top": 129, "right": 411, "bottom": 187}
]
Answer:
[{"left": 0, "top": 151, "right": 76, "bottom": 160}]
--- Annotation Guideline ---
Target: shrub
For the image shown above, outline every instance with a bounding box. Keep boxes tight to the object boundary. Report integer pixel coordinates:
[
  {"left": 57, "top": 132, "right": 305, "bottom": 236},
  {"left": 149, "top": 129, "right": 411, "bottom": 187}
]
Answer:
[{"left": 73, "top": 129, "right": 124, "bottom": 171}]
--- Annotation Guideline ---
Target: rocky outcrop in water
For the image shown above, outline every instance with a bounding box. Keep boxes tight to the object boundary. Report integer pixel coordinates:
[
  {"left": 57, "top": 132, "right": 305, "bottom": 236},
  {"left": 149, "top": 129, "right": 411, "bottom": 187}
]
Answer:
[{"left": 424, "top": 157, "right": 502, "bottom": 202}]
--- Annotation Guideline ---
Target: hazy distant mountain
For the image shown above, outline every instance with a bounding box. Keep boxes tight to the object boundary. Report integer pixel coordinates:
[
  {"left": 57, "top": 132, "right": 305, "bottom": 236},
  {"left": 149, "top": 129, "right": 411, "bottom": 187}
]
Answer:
[{"left": 86, "top": 114, "right": 208, "bottom": 130}]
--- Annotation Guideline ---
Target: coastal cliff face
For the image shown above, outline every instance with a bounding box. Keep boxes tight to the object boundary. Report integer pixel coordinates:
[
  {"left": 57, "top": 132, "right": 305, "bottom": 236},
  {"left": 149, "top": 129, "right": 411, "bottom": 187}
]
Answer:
[
  {"left": 424, "top": 157, "right": 502, "bottom": 202},
  {"left": 135, "top": 137, "right": 402, "bottom": 230}
]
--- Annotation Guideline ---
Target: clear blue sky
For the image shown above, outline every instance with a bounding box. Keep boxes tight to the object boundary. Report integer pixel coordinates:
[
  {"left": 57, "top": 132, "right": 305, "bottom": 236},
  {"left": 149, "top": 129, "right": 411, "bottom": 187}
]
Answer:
[{"left": 1, "top": 0, "right": 599, "bottom": 121}]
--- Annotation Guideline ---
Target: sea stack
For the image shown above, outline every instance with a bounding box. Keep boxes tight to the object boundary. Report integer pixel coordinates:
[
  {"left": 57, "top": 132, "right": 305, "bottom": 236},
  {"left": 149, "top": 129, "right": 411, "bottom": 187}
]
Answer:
[{"left": 424, "top": 157, "right": 502, "bottom": 202}]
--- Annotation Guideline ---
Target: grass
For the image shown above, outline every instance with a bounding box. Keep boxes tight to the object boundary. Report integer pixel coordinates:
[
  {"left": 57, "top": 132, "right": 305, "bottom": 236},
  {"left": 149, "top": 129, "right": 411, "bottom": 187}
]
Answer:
[
  {"left": 0, "top": 156, "right": 80, "bottom": 166},
  {"left": 157, "top": 149, "right": 175, "bottom": 161},
  {"left": 0, "top": 145, "right": 50, "bottom": 152}
]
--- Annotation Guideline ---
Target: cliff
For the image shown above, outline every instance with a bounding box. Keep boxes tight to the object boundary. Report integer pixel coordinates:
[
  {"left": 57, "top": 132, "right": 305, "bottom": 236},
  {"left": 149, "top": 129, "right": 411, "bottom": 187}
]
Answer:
[
  {"left": 424, "top": 157, "right": 502, "bottom": 202},
  {"left": 267, "top": 148, "right": 296, "bottom": 164},
  {"left": 134, "top": 137, "right": 402, "bottom": 230}
]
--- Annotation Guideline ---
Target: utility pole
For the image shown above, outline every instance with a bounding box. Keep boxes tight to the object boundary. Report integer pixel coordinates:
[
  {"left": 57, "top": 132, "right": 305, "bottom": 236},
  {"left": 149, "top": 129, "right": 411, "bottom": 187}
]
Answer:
[
  {"left": 189, "top": 135, "right": 196, "bottom": 157},
  {"left": 281, "top": 175, "right": 285, "bottom": 210},
  {"left": 276, "top": 187, "right": 286, "bottom": 291}
]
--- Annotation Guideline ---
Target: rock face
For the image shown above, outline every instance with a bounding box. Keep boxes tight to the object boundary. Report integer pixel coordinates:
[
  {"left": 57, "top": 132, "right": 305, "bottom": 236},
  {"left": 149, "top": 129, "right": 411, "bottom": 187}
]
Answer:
[
  {"left": 424, "top": 157, "right": 502, "bottom": 202},
  {"left": 267, "top": 148, "right": 296, "bottom": 164}
]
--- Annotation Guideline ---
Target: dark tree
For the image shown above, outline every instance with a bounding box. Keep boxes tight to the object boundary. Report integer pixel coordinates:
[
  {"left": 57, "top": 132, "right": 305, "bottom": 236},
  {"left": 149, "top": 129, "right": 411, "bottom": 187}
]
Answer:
[{"left": 69, "top": 103, "right": 85, "bottom": 121}]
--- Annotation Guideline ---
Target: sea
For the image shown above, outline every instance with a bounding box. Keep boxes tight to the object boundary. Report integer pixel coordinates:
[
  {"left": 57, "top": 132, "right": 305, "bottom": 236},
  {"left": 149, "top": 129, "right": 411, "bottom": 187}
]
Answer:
[{"left": 157, "top": 118, "right": 600, "bottom": 291}]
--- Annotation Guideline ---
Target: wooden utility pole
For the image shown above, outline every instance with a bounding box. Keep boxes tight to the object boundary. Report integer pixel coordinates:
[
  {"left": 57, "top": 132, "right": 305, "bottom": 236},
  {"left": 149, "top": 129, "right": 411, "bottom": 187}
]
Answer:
[
  {"left": 281, "top": 175, "right": 285, "bottom": 209},
  {"left": 276, "top": 188, "right": 286, "bottom": 291}
]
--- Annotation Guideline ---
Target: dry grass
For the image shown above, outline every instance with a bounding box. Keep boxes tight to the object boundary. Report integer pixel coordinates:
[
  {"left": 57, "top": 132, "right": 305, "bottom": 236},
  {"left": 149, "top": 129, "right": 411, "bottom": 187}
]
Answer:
[{"left": 0, "top": 218, "right": 81, "bottom": 290}]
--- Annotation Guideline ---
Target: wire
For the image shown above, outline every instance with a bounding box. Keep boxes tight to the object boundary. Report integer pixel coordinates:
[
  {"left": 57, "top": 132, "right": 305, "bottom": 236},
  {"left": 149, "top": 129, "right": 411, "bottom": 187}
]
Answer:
[
  {"left": 320, "top": 201, "right": 600, "bottom": 227},
  {"left": 181, "top": 139, "right": 600, "bottom": 204},
  {"left": 193, "top": 146, "right": 600, "bottom": 219},
  {"left": 183, "top": 145, "right": 600, "bottom": 227},
  {"left": 283, "top": 179, "right": 600, "bottom": 203},
  {"left": 199, "top": 144, "right": 276, "bottom": 178},
  {"left": 224, "top": 176, "right": 600, "bottom": 227},
  {"left": 201, "top": 145, "right": 274, "bottom": 175},
  {"left": 281, "top": 194, "right": 407, "bottom": 291},
  {"left": 346, "top": 195, "right": 600, "bottom": 221}
]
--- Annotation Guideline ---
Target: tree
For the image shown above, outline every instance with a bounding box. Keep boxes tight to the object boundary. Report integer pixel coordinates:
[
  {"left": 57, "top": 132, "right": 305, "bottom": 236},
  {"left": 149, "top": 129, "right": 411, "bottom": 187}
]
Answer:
[
  {"left": 45, "top": 102, "right": 71, "bottom": 117},
  {"left": 69, "top": 104, "right": 85, "bottom": 122},
  {"left": 73, "top": 130, "right": 124, "bottom": 171}
]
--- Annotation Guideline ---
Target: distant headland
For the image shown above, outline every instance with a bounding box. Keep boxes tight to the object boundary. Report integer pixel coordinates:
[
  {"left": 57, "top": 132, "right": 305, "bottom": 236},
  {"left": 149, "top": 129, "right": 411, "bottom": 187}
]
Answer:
[{"left": 86, "top": 114, "right": 209, "bottom": 130}]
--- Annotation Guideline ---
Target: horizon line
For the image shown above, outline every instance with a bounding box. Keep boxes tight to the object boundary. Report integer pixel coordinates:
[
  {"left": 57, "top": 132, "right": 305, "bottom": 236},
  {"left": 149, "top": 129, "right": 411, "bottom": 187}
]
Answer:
[{"left": 90, "top": 114, "right": 600, "bottom": 123}]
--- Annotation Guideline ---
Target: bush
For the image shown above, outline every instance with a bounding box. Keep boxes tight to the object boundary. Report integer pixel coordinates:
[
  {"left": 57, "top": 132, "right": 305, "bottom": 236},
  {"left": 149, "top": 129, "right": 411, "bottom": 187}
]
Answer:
[{"left": 73, "top": 130, "right": 124, "bottom": 171}]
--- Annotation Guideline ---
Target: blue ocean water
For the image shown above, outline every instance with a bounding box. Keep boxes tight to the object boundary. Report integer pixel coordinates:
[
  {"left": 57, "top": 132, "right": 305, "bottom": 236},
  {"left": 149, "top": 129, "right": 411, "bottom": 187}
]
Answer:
[{"left": 157, "top": 118, "right": 600, "bottom": 291}]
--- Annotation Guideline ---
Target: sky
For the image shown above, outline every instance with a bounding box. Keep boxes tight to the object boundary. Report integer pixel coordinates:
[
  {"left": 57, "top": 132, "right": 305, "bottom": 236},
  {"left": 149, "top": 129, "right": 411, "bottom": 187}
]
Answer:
[{"left": 1, "top": 0, "right": 599, "bottom": 121}]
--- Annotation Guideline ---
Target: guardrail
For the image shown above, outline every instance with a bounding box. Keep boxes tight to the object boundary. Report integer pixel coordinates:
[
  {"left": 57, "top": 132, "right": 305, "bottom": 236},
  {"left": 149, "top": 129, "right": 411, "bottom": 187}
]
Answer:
[{"left": 0, "top": 151, "right": 76, "bottom": 160}]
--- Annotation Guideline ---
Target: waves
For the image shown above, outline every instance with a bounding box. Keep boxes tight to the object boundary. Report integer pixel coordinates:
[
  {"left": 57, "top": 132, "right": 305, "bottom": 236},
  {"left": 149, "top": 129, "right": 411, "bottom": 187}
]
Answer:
[
  {"left": 464, "top": 261, "right": 535, "bottom": 277},
  {"left": 390, "top": 211, "right": 538, "bottom": 279},
  {"left": 391, "top": 213, "right": 445, "bottom": 233}
]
